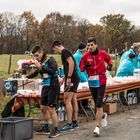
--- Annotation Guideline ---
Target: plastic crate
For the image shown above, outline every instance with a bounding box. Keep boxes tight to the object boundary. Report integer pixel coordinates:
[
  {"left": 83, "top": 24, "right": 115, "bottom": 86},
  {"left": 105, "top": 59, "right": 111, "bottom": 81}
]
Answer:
[{"left": 0, "top": 117, "right": 33, "bottom": 140}]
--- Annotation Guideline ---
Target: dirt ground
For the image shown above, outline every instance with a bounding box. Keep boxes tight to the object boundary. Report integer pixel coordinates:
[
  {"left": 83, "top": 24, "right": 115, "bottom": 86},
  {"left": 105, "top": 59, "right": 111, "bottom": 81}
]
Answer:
[
  {"left": 32, "top": 105, "right": 140, "bottom": 140},
  {"left": 0, "top": 79, "right": 140, "bottom": 140}
]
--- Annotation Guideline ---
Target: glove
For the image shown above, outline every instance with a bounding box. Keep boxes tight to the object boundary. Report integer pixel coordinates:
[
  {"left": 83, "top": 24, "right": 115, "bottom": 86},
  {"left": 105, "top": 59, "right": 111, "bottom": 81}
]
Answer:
[
  {"left": 107, "top": 65, "right": 112, "bottom": 71},
  {"left": 84, "top": 62, "right": 91, "bottom": 69}
]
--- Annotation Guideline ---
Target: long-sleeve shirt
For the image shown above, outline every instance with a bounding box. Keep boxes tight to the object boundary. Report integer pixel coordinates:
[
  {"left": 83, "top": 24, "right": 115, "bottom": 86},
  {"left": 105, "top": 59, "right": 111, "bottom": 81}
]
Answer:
[
  {"left": 26, "top": 56, "right": 59, "bottom": 86},
  {"left": 116, "top": 58, "right": 136, "bottom": 77},
  {"left": 120, "top": 49, "right": 138, "bottom": 67},
  {"left": 74, "top": 50, "right": 88, "bottom": 82},
  {"left": 79, "top": 50, "right": 112, "bottom": 85}
]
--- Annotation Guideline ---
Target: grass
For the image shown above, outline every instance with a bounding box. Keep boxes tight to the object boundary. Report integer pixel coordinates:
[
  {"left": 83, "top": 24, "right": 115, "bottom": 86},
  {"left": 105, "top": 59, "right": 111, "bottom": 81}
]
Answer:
[{"left": 0, "top": 54, "right": 61, "bottom": 77}]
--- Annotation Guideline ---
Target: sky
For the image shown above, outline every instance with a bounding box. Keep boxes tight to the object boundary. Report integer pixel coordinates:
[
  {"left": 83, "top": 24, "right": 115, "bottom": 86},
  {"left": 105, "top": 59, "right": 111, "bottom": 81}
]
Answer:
[{"left": 0, "top": 0, "right": 140, "bottom": 26}]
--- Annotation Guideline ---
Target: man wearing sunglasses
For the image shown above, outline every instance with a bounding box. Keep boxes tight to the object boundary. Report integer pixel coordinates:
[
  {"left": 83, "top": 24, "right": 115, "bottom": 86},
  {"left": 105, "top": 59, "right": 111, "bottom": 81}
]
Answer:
[
  {"left": 26, "top": 46, "right": 60, "bottom": 138},
  {"left": 79, "top": 37, "right": 112, "bottom": 137}
]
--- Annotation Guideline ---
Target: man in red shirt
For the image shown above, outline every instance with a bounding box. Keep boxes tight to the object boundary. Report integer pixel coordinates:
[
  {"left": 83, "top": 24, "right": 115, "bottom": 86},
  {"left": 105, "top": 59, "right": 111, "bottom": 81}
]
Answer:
[{"left": 79, "top": 37, "right": 112, "bottom": 137}]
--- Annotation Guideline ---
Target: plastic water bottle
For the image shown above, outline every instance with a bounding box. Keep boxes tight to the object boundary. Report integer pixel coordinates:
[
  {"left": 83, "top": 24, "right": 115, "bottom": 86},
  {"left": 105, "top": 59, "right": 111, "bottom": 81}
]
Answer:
[
  {"left": 59, "top": 67, "right": 64, "bottom": 78},
  {"left": 57, "top": 107, "right": 62, "bottom": 121},
  {"left": 133, "top": 69, "right": 140, "bottom": 79},
  {"left": 61, "top": 106, "right": 67, "bottom": 121},
  {"left": 128, "top": 93, "right": 133, "bottom": 105},
  {"left": 57, "top": 106, "right": 66, "bottom": 121}
]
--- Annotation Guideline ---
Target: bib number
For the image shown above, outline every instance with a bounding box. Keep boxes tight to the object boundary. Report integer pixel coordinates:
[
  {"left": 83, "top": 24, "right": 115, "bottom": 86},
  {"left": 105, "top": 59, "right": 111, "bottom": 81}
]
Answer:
[
  {"left": 42, "top": 79, "right": 50, "bottom": 86},
  {"left": 88, "top": 75, "right": 100, "bottom": 87}
]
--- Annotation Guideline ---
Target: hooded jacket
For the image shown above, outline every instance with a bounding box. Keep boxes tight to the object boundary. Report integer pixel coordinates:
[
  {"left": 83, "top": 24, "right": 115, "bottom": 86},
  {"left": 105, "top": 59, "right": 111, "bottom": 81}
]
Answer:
[
  {"left": 116, "top": 57, "right": 136, "bottom": 77},
  {"left": 79, "top": 49, "right": 112, "bottom": 85},
  {"left": 120, "top": 49, "right": 138, "bottom": 67},
  {"left": 74, "top": 50, "right": 88, "bottom": 82}
]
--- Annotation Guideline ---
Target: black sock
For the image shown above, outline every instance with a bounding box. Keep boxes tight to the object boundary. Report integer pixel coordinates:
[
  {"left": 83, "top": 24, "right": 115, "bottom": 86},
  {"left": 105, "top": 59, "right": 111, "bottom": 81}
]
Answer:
[
  {"left": 68, "top": 123, "right": 72, "bottom": 126},
  {"left": 102, "top": 114, "right": 105, "bottom": 119},
  {"left": 54, "top": 127, "right": 58, "bottom": 131},
  {"left": 44, "top": 123, "right": 49, "bottom": 129},
  {"left": 72, "top": 120, "right": 77, "bottom": 124}
]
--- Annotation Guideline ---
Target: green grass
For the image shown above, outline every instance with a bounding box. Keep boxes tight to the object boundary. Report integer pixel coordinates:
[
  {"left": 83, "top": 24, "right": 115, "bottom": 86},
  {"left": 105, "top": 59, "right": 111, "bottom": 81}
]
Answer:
[{"left": 0, "top": 54, "right": 61, "bottom": 77}]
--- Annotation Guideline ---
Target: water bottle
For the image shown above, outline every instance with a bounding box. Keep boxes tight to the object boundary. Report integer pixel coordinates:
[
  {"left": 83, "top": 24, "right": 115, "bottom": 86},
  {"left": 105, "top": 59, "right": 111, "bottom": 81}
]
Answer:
[
  {"left": 133, "top": 69, "right": 139, "bottom": 79},
  {"left": 57, "top": 107, "right": 63, "bottom": 121},
  {"left": 61, "top": 106, "right": 67, "bottom": 121},
  {"left": 59, "top": 67, "right": 65, "bottom": 78},
  {"left": 138, "top": 69, "right": 140, "bottom": 79},
  {"left": 132, "top": 92, "right": 137, "bottom": 104},
  {"left": 128, "top": 93, "right": 132, "bottom": 105}
]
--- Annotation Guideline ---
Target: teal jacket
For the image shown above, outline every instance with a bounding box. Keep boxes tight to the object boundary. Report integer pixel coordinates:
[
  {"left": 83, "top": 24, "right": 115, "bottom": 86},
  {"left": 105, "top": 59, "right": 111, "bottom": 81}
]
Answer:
[
  {"left": 116, "top": 57, "right": 136, "bottom": 77},
  {"left": 120, "top": 49, "right": 138, "bottom": 67},
  {"left": 137, "top": 54, "right": 140, "bottom": 68},
  {"left": 74, "top": 50, "right": 88, "bottom": 82}
]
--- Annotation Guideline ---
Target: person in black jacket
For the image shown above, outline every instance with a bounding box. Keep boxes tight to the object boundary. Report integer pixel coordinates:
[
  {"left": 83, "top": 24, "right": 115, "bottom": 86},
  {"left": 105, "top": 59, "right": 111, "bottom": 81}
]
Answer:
[{"left": 26, "top": 46, "right": 60, "bottom": 138}]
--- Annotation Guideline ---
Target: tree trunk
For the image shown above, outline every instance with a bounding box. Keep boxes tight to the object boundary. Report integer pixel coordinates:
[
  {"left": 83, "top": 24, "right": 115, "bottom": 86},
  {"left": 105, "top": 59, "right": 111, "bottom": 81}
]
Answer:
[{"left": 8, "top": 54, "right": 12, "bottom": 74}]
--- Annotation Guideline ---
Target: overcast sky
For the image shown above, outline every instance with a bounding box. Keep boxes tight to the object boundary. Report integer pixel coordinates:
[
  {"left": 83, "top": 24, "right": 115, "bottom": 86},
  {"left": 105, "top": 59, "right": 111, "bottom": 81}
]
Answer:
[{"left": 0, "top": 0, "right": 140, "bottom": 25}]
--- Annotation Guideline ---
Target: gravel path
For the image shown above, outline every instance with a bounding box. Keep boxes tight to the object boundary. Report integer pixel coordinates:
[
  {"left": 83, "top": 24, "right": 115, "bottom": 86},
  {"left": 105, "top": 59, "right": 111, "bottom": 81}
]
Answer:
[{"left": 32, "top": 104, "right": 140, "bottom": 140}]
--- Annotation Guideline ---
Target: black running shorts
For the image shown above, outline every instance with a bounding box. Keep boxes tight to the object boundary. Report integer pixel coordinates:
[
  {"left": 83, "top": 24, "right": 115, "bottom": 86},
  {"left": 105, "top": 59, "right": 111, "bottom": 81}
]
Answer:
[
  {"left": 41, "top": 79, "right": 60, "bottom": 107},
  {"left": 89, "top": 84, "right": 106, "bottom": 108}
]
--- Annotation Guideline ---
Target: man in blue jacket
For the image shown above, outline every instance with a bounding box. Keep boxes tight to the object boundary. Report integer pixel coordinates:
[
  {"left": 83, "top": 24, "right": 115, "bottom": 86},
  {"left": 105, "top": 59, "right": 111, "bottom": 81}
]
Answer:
[
  {"left": 120, "top": 45, "right": 140, "bottom": 67},
  {"left": 73, "top": 42, "right": 89, "bottom": 112},
  {"left": 116, "top": 53, "right": 136, "bottom": 77},
  {"left": 74, "top": 42, "right": 88, "bottom": 82}
]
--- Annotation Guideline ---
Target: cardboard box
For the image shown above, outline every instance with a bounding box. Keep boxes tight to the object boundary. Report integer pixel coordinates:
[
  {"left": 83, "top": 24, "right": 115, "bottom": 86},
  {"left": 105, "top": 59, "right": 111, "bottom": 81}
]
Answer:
[{"left": 103, "top": 103, "right": 117, "bottom": 114}]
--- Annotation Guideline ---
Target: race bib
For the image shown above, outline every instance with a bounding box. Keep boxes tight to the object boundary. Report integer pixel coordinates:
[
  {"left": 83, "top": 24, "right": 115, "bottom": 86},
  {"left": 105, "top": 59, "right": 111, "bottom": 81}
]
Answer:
[
  {"left": 88, "top": 75, "right": 100, "bottom": 87},
  {"left": 42, "top": 78, "right": 50, "bottom": 86}
]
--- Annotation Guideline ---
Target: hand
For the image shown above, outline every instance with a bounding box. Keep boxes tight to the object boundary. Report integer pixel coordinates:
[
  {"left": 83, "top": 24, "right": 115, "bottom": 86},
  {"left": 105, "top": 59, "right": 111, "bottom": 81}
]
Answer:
[
  {"left": 107, "top": 65, "right": 112, "bottom": 71},
  {"left": 32, "top": 60, "right": 42, "bottom": 68},
  {"left": 66, "top": 78, "right": 71, "bottom": 86},
  {"left": 84, "top": 62, "right": 91, "bottom": 69}
]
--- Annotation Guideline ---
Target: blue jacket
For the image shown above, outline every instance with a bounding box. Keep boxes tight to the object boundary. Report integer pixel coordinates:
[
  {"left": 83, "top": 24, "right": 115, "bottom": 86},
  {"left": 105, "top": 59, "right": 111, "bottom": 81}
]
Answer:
[
  {"left": 120, "top": 49, "right": 138, "bottom": 67},
  {"left": 116, "top": 57, "right": 136, "bottom": 77},
  {"left": 74, "top": 50, "right": 88, "bottom": 82},
  {"left": 137, "top": 54, "right": 140, "bottom": 68}
]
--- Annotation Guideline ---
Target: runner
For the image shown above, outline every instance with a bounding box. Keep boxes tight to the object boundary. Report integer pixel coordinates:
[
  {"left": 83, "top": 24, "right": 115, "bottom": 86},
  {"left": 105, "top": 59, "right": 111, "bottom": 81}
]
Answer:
[
  {"left": 26, "top": 46, "right": 60, "bottom": 138},
  {"left": 79, "top": 37, "right": 112, "bottom": 136},
  {"left": 52, "top": 41, "right": 80, "bottom": 132}
]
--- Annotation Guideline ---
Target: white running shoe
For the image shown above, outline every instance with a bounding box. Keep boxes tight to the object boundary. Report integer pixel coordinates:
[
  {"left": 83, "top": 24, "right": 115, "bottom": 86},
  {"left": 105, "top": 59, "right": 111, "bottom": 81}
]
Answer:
[
  {"left": 101, "top": 113, "right": 108, "bottom": 127},
  {"left": 93, "top": 126, "right": 100, "bottom": 137}
]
